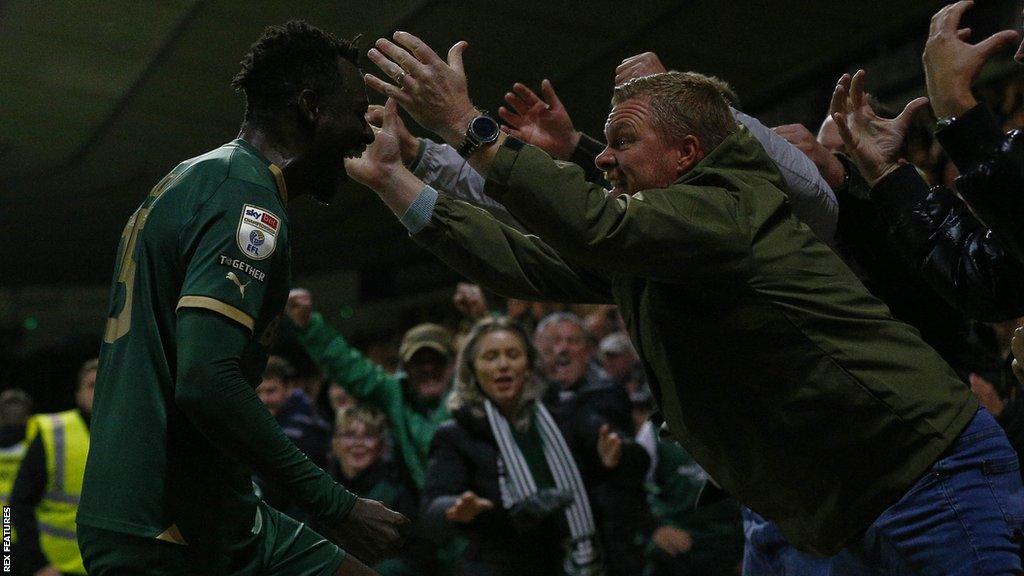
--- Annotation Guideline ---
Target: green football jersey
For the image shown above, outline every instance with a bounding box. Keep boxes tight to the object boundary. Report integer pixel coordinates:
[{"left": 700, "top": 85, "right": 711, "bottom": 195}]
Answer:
[{"left": 78, "top": 139, "right": 291, "bottom": 542}]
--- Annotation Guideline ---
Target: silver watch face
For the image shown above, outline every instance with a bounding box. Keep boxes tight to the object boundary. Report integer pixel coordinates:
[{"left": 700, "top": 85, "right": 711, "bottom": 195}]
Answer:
[{"left": 470, "top": 116, "right": 500, "bottom": 143}]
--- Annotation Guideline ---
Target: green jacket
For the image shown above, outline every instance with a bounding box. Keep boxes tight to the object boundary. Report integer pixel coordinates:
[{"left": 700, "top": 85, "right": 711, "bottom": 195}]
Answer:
[
  {"left": 412, "top": 129, "right": 976, "bottom": 554},
  {"left": 648, "top": 439, "right": 743, "bottom": 567},
  {"left": 298, "top": 313, "right": 450, "bottom": 489}
]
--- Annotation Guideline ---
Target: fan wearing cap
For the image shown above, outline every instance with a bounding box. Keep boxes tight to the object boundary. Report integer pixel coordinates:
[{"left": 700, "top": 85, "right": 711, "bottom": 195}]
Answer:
[{"left": 286, "top": 288, "right": 454, "bottom": 492}]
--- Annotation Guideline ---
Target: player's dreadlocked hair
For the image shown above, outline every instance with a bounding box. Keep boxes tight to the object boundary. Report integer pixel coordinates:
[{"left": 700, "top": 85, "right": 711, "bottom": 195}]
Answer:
[{"left": 232, "top": 20, "right": 360, "bottom": 126}]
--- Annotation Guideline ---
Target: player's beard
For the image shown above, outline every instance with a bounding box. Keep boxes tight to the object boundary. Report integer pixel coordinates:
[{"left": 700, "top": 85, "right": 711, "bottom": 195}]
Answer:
[
  {"left": 282, "top": 152, "right": 346, "bottom": 205},
  {"left": 311, "top": 169, "right": 346, "bottom": 205}
]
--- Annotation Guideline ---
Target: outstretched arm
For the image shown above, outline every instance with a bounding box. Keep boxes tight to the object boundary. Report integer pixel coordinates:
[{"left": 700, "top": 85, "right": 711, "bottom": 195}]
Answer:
[
  {"left": 287, "top": 289, "right": 405, "bottom": 411},
  {"left": 175, "top": 309, "right": 407, "bottom": 562},
  {"left": 346, "top": 99, "right": 614, "bottom": 303},
  {"left": 363, "top": 35, "right": 749, "bottom": 281}
]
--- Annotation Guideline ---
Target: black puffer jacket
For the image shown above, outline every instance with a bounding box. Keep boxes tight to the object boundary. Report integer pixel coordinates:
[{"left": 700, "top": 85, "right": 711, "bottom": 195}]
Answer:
[
  {"left": 937, "top": 103, "right": 1024, "bottom": 267},
  {"left": 830, "top": 159, "right": 980, "bottom": 371},
  {"left": 868, "top": 163, "right": 1024, "bottom": 322},
  {"left": 420, "top": 392, "right": 650, "bottom": 576}
]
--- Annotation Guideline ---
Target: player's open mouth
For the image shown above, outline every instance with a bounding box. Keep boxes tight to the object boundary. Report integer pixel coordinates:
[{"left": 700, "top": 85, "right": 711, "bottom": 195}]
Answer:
[{"left": 344, "top": 146, "right": 366, "bottom": 159}]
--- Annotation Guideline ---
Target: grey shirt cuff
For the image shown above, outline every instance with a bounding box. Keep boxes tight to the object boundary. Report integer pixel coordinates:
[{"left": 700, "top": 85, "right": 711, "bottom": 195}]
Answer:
[{"left": 400, "top": 185, "right": 439, "bottom": 233}]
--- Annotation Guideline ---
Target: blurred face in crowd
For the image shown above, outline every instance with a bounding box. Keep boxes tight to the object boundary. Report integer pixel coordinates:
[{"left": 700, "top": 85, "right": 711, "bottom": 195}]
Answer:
[
  {"left": 76, "top": 369, "right": 97, "bottom": 415},
  {"left": 596, "top": 96, "right": 696, "bottom": 197},
  {"left": 327, "top": 381, "right": 356, "bottom": 412},
  {"left": 257, "top": 376, "right": 290, "bottom": 416},
  {"left": 817, "top": 115, "right": 844, "bottom": 153},
  {"left": 333, "top": 420, "right": 384, "bottom": 477},
  {"left": 474, "top": 329, "right": 530, "bottom": 414},
  {"left": 406, "top": 349, "right": 452, "bottom": 402},
  {"left": 602, "top": 350, "right": 635, "bottom": 382},
  {"left": 536, "top": 321, "right": 591, "bottom": 387}
]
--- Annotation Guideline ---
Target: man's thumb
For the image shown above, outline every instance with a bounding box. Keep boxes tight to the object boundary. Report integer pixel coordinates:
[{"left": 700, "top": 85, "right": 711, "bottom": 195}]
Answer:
[
  {"left": 896, "top": 96, "right": 930, "bottom": 129},
  {"left": 448, "top": 41, "right": 468, "bottom": 75},
  {"left": 978, "top": 29, "right": 1021, "bottom": 59}
]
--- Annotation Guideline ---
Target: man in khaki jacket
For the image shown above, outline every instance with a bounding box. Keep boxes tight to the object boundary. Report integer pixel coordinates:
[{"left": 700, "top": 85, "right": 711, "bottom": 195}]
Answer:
[{"left": 344, "top": 33, "right": 1022, "bottom": 574}]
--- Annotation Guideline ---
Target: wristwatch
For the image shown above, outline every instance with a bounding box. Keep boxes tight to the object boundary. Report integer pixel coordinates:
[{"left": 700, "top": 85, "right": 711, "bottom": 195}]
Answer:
[{"left": 457, "top": 115, "right": 500, "bottom": 159}]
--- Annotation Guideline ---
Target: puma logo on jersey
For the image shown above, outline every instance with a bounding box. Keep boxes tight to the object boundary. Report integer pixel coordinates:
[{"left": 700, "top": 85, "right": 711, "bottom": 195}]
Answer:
[{"left": 226, "top": 272, "right": 250, "bottom": 299}]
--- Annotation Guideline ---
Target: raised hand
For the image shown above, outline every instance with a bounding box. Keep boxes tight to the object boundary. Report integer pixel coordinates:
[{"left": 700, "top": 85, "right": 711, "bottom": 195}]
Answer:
[
  {"left": 453, "top": 283, "right": 489, "bottom": 320},
  {"left": 498, "top": 80, "right": 579, "bottom": 160},
  {"left": 365, "top": 32, "right": 476, "bottom": 145},
  {"left": 325, "top": 497, "right": 409, "bottom": 564},
  {"left": 285, "top": 288, "right": 313, "bottom": 329},
  {"left": 366, "top": 104, "right": 420, "bottom": 166},
  {"left": 829, "top": 70, "right": 929, "bottom": 187},
  {"left": 615, "top": 52, "right": 668, "bottom": 85},
  {"left": 445, "top": 490, "right": 495, "bottom": 523},
  {"left": 924, "top": 1, "right": 1020, "bottom": 118},
  {"left": 344, "top": 98, "right": 406, "bottom": 191},
  {"left": 597, "top": 424, "right": 623, "bottom": 469}
]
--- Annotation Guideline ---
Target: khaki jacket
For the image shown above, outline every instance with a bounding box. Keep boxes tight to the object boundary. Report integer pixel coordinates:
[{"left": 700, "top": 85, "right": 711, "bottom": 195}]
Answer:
[{"left": 413, "top": 129, "right": 976, "bottom": 554}]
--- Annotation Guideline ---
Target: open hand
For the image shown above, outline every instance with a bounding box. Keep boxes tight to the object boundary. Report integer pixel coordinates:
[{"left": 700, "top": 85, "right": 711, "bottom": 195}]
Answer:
[
  {"left": 498, "top": 80, "right": 579, "bottom": 160},
  {"left": 285, "top": 288, "right": 313, "bottom": 329},
  {"left": 445, "top": 490, "right": 494, "bottom": 523},
  {"left": 325, "top": 497, "right": 409, "bottom": 564},
  {"left": 597, "top": 424, "right": 623, "bottom": 468},
  {"left": 829, "top": 70, "right": 929, "bottom": 187},
  {"left": 615, "top": 52, "right": 668, "bottom": 85},
  {"left": 924, "top": 1, "right": 1019, "bottom": 118},
  {"left": 365, "top": 32, "right": 476, "bottom": 145},
  {"left": 367, "top": 104, "right": 420, "bottom": 167},
  {"left": 344, "top": 98, "right": 407, "bottom": 191}
]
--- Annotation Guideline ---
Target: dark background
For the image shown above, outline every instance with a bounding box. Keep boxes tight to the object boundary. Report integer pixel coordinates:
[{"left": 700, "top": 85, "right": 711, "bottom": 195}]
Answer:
[{"left": 2, "top": 0, "right": 1021, "bottom": 409}]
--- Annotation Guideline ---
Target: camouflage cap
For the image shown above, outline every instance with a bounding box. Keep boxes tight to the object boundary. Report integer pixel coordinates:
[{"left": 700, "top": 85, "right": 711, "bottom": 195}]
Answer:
[{"left": 399, "top": 323, "right": 454, "bottom": 364}]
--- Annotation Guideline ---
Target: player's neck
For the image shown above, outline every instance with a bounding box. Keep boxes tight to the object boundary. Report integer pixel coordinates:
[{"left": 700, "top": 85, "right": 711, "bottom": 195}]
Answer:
[{"left": 237, "top": 122, "right": 301, "bottom": 169}]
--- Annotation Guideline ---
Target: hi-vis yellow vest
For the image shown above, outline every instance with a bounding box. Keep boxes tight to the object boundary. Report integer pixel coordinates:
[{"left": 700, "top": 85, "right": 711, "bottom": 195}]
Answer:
[
  {"left": 34, "top": 410, "right": 88, "bottom": 575},
  {"left": 0, "top": 440, "right": 28, "bottom": 507},
  {"left": 0, "top": 435, "right": 28, "bottom": 543}
]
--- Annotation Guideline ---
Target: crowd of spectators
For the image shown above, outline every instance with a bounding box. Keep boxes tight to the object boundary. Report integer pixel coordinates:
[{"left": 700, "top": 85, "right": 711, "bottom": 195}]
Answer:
[
  {"left": 8, "top": 1, "right": 1024, "bottom": 573},
  {"left": 271, "top": 283, "right": 744, "bottom": 576}
]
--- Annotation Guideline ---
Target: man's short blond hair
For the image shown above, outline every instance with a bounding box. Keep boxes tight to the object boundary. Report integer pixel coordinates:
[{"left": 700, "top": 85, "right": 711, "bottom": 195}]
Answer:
[{"left": 612, "top": 71, "right": 737, "bottom": 153}]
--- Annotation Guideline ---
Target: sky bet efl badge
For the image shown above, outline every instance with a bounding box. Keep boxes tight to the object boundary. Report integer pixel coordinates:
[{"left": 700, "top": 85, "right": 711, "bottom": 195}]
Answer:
[{"left": 236, "top": 204, "right": 280, "bottom": 260}]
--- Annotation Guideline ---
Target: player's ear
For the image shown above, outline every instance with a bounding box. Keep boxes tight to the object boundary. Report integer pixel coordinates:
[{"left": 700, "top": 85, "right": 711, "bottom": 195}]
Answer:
[{"left": 296, "top": 89, "right": 320, "bottom": 127}]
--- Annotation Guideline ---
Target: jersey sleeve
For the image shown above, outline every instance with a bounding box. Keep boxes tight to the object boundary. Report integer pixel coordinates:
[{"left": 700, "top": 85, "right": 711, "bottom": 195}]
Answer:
[{"left": 177, "top": 179, "right": 287, "bottom": 332}]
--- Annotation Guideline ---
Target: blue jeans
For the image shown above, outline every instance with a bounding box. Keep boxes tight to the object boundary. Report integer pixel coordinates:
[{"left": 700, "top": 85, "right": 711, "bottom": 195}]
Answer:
[{"left": 743, "top": 408, "right": 1024, "bottom": 575}]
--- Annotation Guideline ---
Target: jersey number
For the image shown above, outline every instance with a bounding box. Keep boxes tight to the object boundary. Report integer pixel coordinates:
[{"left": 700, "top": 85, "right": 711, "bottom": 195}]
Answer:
[{"left": 102, "top": 174, "right": 176, "bottom": 343}]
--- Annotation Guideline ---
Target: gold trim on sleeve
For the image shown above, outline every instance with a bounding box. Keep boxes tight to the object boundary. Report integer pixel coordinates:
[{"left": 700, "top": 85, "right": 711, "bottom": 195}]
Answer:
[
  {"left": 268, "top": 163, "right": 288, "bottom": 204},
  {"left": 177, "top": 296, "right": 254, "bottom": 332},
  {"left": 155, "top": 524, "right": 188, "bottom": 546}
]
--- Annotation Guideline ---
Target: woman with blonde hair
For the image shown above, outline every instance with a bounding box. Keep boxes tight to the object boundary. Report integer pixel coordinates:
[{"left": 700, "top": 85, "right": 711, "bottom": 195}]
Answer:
[{"left": 421, "top": 317, "right": 650, "bottom": 576}]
